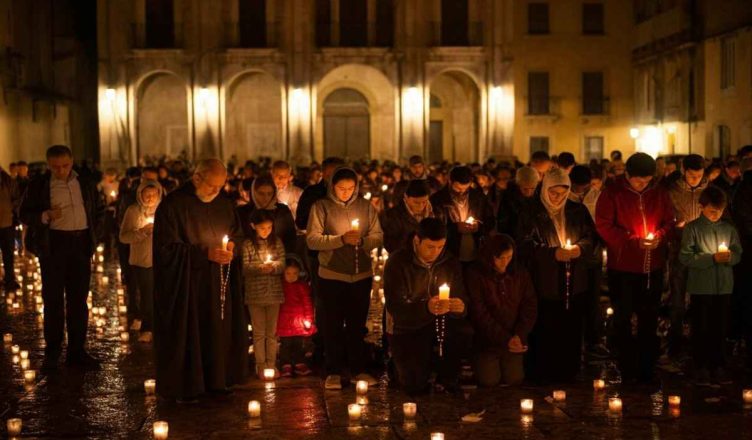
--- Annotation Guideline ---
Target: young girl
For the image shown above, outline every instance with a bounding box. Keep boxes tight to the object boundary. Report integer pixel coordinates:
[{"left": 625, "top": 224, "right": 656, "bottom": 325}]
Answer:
[
  {"left": 243, "top": 210, "right": 286, "bottom": 378},
  {"left": 277, "top": 258, "right": 316, "bottom": 377}
]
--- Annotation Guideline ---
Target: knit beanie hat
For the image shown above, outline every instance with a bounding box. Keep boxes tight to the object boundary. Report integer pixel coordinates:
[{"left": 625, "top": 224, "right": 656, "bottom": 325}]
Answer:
[
  {"left": 515, "top": 166, "right": 540, "bottom": 187},
  {"left": 626, "top": 152, "right": 656, "bottom": 177}
]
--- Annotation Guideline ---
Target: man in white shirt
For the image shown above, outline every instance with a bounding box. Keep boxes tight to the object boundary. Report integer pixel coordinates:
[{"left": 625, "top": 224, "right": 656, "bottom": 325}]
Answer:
[{"left": 271, "top": 160, "right": 303, "bottom": 221}]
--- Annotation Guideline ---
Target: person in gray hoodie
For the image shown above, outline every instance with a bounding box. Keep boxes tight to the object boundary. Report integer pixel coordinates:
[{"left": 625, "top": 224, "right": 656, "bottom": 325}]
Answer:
[
  {"left": 119, "top": 179, "right": 163, "bottom": 342},
  {"left": 306, "top": 166, "right": 383, "bottom": 390}
]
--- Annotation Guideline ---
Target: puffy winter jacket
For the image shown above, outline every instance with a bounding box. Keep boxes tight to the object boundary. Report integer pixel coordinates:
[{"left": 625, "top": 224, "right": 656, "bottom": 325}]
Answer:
[
  {"left": 277, "top": 280, "right": 317, "bottom": 337},
  {"left": 679, "top": 215, "right": 742, "bottom": 295}
]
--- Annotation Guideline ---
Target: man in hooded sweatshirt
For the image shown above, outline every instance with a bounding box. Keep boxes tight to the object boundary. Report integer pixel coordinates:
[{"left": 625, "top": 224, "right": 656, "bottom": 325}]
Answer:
[
  {"left": 237, "top": 175, "right": 296, "bottom": 254},
  {"left": 596, "top": 153, "right": 675, "bottom": 386},
  {"left": 306, "top": 166, "right": 383, "bottom": 390},
  {"left": 119, "top": 179, "right": 163, "bottom": 343}
]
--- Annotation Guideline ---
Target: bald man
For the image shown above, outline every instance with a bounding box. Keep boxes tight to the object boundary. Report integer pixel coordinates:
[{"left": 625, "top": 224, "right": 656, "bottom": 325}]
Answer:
[{"left": 153, "top": 158, "right": 247, "bottom": 402}]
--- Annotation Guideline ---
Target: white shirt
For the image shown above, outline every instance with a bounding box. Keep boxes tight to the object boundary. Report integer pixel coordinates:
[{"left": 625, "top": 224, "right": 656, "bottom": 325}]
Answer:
[{"left": 46, "top": 171, "right": 88, "bottom": 231}]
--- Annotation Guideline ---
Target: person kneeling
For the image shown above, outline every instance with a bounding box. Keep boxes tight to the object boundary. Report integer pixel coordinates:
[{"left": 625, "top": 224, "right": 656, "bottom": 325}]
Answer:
[{"left": 384, "top": 218, "right": 472, "bottom": 395}]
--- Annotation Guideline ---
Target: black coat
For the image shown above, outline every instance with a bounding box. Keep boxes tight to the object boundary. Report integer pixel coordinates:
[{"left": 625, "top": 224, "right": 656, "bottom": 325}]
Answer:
[
  {"left": 430, "top": 186, "right": 495, "bottom": 259},
  {"left": 516, "top": 199, "right": 595, "bottom": 302},
  {"left": 237, "top": 202, "right": 296, "bottom": 254},
  {"left": 20, "top": 171, "right": 104, "bottom": 257},
  {"left": 379, "top": 201, "right": 430, "bottom": 254}
]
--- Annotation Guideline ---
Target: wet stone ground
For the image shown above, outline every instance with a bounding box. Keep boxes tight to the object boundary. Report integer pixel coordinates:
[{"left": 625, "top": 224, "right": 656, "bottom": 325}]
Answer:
[{"left": 2, "top": 251, "right": 752, "bottom": 439}]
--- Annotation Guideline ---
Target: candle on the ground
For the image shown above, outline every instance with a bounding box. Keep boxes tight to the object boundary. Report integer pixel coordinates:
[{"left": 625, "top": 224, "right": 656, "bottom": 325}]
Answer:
[
  {"left": 102, "top": 276, "right": 109, "bottom": 284},
  {"left": 20, "top": 359, "right": 30, "bottom": 370},
  {"left": 144, "top": 379, "right": 156, "bottom": 395},
  {"left": 718, "top": 242, "right": 729, "bottom": 252},
  {"left": 743, "top": 389, "right": 752, "bottom": 403},
  {"left": 24, "top": 370, "right": 36, "bottom": 383},
  {"left": 153, "top": 421, "right": 169, "bottom": 439},
  {"left": 11, "top": 344, "right": 20, "bottom": 354},
  {"left": 222, "top": 235, "right": 229, "bottom": 251},
  {"left": 3, "top": 333, "right": 11, "bottom": 344},
  {"left": 6, "top": 418, "right": 22, "bottom": 436},
  {"left": 120, "top": 332, "right": 129, "bottom": 342},
  {"left": 520, "top": 398, "right": 534, "bottom": 413},
  {"left": 668, "top": 395, "right": 681, "bottom": 407},
  {"left": 608, "top": 397, "right": 623, "bottom": 412},
  {"left": 553, "top": 390, "right": 566, "bottom": 402},
  {"left": 348, "top": 403, "right": 362, "bottom": 421},
  {"left": 438, "top": 283, "right": 450, "bottom": 301},
  {"left": 351, "top": 219, "right": 360, "bottom": 231},
  {"left": 263, "top": 368, "right": 275, "bottom": 381},
  {"left": 593, "top": 379, "right": 605, "bottom": 390},
  {"left": 356, "top": 380, "right": 368, "bottom": 395},
  {"left": 430, "top": 433, "right": 445, "bottom": 440},
  {"left": 403, "top": 402, "right": 417, "bottom": 420},
  {"left": 19, "top": 350, "right": 28, "bottom": 360},
  {"left": 248, "top": 400, "right": 261, "bottom": 418},
  {"left": 12, "top": 354, "right": 19, "bottom": 364}
]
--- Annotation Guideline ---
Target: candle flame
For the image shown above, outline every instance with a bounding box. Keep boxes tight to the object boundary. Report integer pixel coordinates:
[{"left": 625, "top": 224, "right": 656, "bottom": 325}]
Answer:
[
  {"left": 465, "top": 216, "right": 475, "bottom": 224},
  {"left": 646, "top": 232, "right": 655, "bottom": 240}
]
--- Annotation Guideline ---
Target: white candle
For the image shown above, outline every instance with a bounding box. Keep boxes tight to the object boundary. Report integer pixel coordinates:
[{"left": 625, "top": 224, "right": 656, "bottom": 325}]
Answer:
[
  {"left": 608, "top": 397, "right": 623, "bottom": 412},
  {"left": 120, "top": 332, "right": 130, "bottom": 342},
  {"left": 263, "top": 368, "right": 275, "bottom": 381},
  {"left": 364, "top": 192, "right": 372, "bottom": 200},
  {"left": 668, "top": 395, "right": 681, "bottom": 407},
  {"left": 348, "top": 403, "right": 362, "bottom": 421},
  {"left": 438, "top": 283, "right": 450, "bottom": 301},
  {"left": 12, "top": 354, "right": 19, "bottom": 364},
  {"left": 351, "top": 219, "right": 360, "bottom": 231},
  {"left": 373, "top": 275, "right": 381, "bottom": 283},
  {"left": 553, "top": 390, "right": 566, "bottom": 402},
  {"left": 24, "top": 369, "right": 36, "bottom": 383},
  {"left": 20, "top": 350, "right": 28, "bottom": 360},
  {"left": 356, "top": 380, "right": 368, "bottom": 395},
  {"left": 593, "top": 379, "right": 605, "bottom": 390},
  {"left": 520, "top": 398, "right": 534, "bottom": 413},
  {"left": 403, "top": 402, "right": 417, "bottom": 420},
  {"left": 119, "top": 305, "right": 128, "bottom": 314},
  {"left": 153, "top": 421, "right": 169, "bottom": 439},
  {"left": 101, "top": 276, "right": 109, "bottom": 284},
  {"left": 144, "top": 379, "right": 156, "bottom": 395},
  {"left": 357, "top": 396, "right": 368, "bottom": 406},
  {"left": 3, "top": 333, "right": 12, "bottom": 344},
  {"left": 11, "top": 344, "right": 19, "bottom": 354},
  {"left": 222, "top": 235, "right": 229, "bottom": 251},
  {"left": 145, "top": 216, "right": 155, "bottom": 225},
  {"left": 718, "top": 242, "right": 729, "bottom": 252},
  {"left": 6, "top": 418, "right": 22, "bottom": 436},
  {"left": 430, "top": 433, "right": 445, "bottom": 440},
  {"left": 743, "top": 389, "right": 752, "bottom": 403},
  {"left": 20, "top": 359, "right": 30, "bottom": 370},
  {"left": 564, "top": 239, "right": 573, "bottom": 250},
  {"left": 248, "top": 400, "right": 261, "bottom": 418},
  {"left": 465, "top": 216, "right": 475, "bottom": 224}
]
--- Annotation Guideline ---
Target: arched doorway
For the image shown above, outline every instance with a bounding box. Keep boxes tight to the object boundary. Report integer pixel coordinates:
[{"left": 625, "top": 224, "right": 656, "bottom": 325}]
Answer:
[
  {"left": 428, "top": 71, "right": 480, "bottom": 163},
  {"left": 323, "top": 88, "right": 370, "bottom": 160},
  {"left": 137, "top": 73, "right": 188, "bottom": 160},
  {"left": 225, "top": 72, "right": 283, "bottom": 161}
]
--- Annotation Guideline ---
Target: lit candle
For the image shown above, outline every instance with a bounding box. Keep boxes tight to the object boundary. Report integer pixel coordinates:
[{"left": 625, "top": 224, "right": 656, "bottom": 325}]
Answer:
[
  {"left": 431, "top": 433, "right": 445, "bottom": 440},
  {"left": 102, "top": 276, "right": 109, "bottom": 284},
  {"left": 6, "top": 418, "right": 22, "bottom": 436},
  {"left": 303, "top": 320, "right": 312, "bottom": 330},
  {"left": 20, "top": 359, "right": 30, "bottom": 370},
  {"left": 364, "top": 192, "right": 372, "bottom": 201},
  {"left": 668, "top": 395, "right": 681, "bottom": 407},
  {"left": 153, "top": 421, "right": 169, "bottom": 440},
  {"left": 248, "top": 400, "right": 261, "bottom": 418},
  {"left": 438, "top": 283, "right": 450, "bottom": 301},
  {"left": 11, "top": 344, "right": 19, "bottom": 354},
  {"left": 403, "top": 402, "right": 417, "bottom": 420},
  {"left": 20, "top": 350, "right": 28, "bottom": 360},
  {"left": 265, "top": 254, "right": 273, "bottom": 264},
  {"left": 263, "top": 368, "right": 275, "bottom": 381},
  {"left": 120, "top": 332, "right": 130, "bottom": 342},
  {"left": 646, "top": 232, "right": 655, "bottom": 240},
  {"left": 520, "top": 399, "right": 534, "bottom": 414},
  {"left": 351, "top": 219, "right": 360, "bottom": 231},
  {"left": 144, "top": 379, "right": 156, "bottom": 395},
  {"left": 743, "top": 389, "right": 752, "bottom": 404},
  {"left": 381, "top": 184, "right": 388, "bottom": 192},
  {"left": 718, "top": 242, "right": 729, "bottom": 253},
  {"left": 465, "top": 216, "right": 475, "bottom": 225},
  {"left": 608, "top": 397, "right": 623, "bottom": 412},
  {"left": 348, "top": 403, "right": 362, "bottom": 421},
  {"left": 12, "top": 354, "right": 19, "bottom": 364},
  {"left": 593, "top": 379, "right": 606, "bottom": 390},
  {"left": 222, "top": 235, "right": 229, "bottom": 251},
  {"left": 24, "top": 369, "right": 36, "bottom": 383},
  {"left": 356, "top": 380, "right": 369, "bottom": 395},
  {"left": 3, "top": 333, "right": 11, "bottom": 344},
  {"left": 373, "top": 275, "right": 381, "bottom": 283},
  {"left": 110, "top": 190, "right": 117, "bottom": 198},
  {"left": 564, "top": 239, "right": 573, "bottom": 250},
  {"left": 553, "top": 390, "right": 566, "bottom": 402},
  {"left": 606, "top": 307, "right": 614, "bottom": 317},
  {"left": 357, "top": 396, "right": 368, "bottom": 406},
  {"left": 119, "top": 305, "right": 128, "bottom": 314},
  {"left": 145, "top": 216, "right": 155, "bottom": 225}
]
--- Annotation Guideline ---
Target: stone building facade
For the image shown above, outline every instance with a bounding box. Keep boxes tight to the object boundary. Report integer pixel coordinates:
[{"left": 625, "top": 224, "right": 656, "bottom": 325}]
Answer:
[{"left": 97, "top": 0, "right": 637, "bottom": 167}]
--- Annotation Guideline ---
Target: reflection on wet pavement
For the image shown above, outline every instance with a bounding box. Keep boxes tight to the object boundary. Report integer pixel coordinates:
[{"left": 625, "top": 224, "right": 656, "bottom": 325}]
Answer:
[{"left": 2, "top": 251, "right": 752, "bottom": 439}]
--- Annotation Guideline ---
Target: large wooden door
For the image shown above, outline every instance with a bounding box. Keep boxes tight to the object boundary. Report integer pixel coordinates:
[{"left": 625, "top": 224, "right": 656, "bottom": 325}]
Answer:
[{"left": 323, "top": 88, "right": 370, "bottom": 160}]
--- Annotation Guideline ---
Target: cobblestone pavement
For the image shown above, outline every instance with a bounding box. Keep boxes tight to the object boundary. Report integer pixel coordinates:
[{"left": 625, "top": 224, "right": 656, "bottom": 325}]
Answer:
[{"left": 2, "top": 252, "right": 752, "bottom": 439}]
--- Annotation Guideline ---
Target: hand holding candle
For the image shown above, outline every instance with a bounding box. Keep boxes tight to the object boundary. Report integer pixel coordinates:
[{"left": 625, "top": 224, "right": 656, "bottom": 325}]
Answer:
[
  {"left": 222, "top": 235, "right": 229, "bottom": 251},
  {"left": 342, "top": 220, "right": 361, "bottom": 246},
  {"left": 640, "top": 232, "right": 659, "bottom": 250}
]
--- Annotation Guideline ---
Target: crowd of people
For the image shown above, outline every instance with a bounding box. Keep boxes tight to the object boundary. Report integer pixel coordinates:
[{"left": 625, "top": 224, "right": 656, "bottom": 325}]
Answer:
[{"left": 1, "top": 143, "right": 752, "bottom": 402}]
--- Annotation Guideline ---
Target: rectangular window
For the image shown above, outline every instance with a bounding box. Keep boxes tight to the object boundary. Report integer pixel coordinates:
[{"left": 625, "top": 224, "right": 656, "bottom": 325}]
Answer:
[
  {"left": 528, "top": 72, "right": 550, "bottom": 115},
  {"left": 441, "top": 0, "right": 469, "bottom": 45},
  {"left": 582, "top": 71, "right": 605, "bottom": 114},
  {"left": 530, "top": 137, "right": 550, "bottom": 155},
  {"left": 145, "top": 0, "right": 175, "bottom": 48},
  {"left": 528, "top": 3, "right": 549, "bottom": 35},
  {"left": 340, "top": 0, "right": 367, "bottom": 47},
  {"left": 238, "top": 0, "right": 266, "bottom": 48},
  {"left": 315, "top": 0, "right": 331, "bottom": 46},
  {"left": 375, "top": 0, "right": 394, "bottom": 46},
  {"left": 721, "top": 37, "right": 735, "bottom": 90},
  {"left": 584, "top": 136, "right": 604, "bottom": 161},
  {"left": 582, "top": 3, "right": 604, "bottom": 35}
]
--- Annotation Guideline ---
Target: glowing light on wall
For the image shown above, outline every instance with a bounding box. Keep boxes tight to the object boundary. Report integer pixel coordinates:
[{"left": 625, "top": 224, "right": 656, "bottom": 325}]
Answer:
[
  {"left": 490, "top": 85, "right": 515, "bottom": 126},
  {"left": 629, "top": 127, "right": 640, "bottom": 139},
  {"left": 105, "top": 88, "right": 117, "bottom": 102},
  {"left": 636, "top": 126, "right": 665, "bottom": 158},
  {"left": 290, "top": 88, "right": 310, "bottom": 120},
  {"left": 402, "top": 87, "right": 423, "bottom": 121}
]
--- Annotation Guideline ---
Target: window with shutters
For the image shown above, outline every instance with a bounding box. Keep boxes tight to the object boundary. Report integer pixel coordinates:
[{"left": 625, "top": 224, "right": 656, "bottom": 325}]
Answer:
[{"left": 528, "top": 72, "right": 550, "bottom": 115}]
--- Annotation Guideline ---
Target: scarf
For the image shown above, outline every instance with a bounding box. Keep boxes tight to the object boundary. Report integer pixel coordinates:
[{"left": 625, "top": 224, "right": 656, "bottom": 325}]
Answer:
[{"left": 540, "top": 168, "right": 571, "bottom": 247}]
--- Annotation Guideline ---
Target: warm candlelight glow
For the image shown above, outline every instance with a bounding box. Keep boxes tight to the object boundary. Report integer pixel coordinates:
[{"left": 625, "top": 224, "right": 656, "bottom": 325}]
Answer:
[
  {"left": 593, "top": 379, "right": 606, "bottom": 390},
  {"left": 403, "top": 402, "right": 417, "bottom": 420},
  {"left": 553, "top": 390, "right": 566, "bottom": 402},
  {"left": 351, "top": 219, "right": 360, "bottom": 231},
  {"left": 265, "top": 254, "right": 273, "bottom": 264},
  {"left": 248, "top": 400, "right": 261, "bottom": 418},
  {"left": 153, "top": 421, "right": 169, "bottom": 439},
  {"left": 743, "top": 389, "right": 752, "bottom": 403},
  {"left": 11, "top": 344, "right": 20, "bottom": 354},
  {"left": 564, "top": 239, "right": 572, "bottom": 250},
  {"left": 102, "top": 276, "right": 109, "bottom": 284},
  {"left": 263, "top": 368, "right": 275, "bottom": 381},
  {"left": 381, "top": 184, "right": 388, "bottom": 192},
  {"left": 348, "top": 403, "right": 362, "bottom": 421},
  {"left": 24, "top": 370, "right": 36, "bottom": 383},
  {"left": 12, "top": 355, "right": 19, "bottom": 364},
  {"left": 120, "top": 332, "right": 130, "bottom": 342},
  {"left": 144, "top": 379, "right": 156, "bottom": 395},
  {"left": 222, "top": 235, "right": 229, "bottom": 251},
  {"left": 20, "top": 359, "right": 30, "bottom": 370},
  {"left": 364, "top": 192, "right": 372, "bottom": 200},
  {"left": 6, "top": 418, "right": 22, "bottom": 436},
  {"left": 373, "top": 275, "right": 381, "bottom": 283},
  {"left": 718, "top": 242, "right": 729, "bottom": 253},
  {"left": 606, "top": 307, "right": 614, "bottom": 317},
  {"left": 303, "top": 320, "right": 312, "bottom": 329},
  {"left": 646, "top": 232, "right": 655, "bottom": 240},
  {"left": 668, "top": 395, "right": 681, "bottom": 407},
  {"left": 356, "top": 380, "right": 369, "bottom": 395},
  {"left": 145, "top": 216, "right": 155, "bottom": 225},
  {"left": 608, "top": 397, "right": 623, "bottom": 412},
  {"left": 3, "top": 333, "right": 12, "bottom": 343},
  {"left": 438, "top": 283, "right": 450, "bottom": 301},
  {"left": 520, "top": 398, "right": 534, "bottom": 413},
  {"left": 465, "top": 216, "right": 475, "bottom": 224},
  {"left": 110, "top": 190, "right": 117, "bottom": 198},
  {"left": 20, "top": 350, "right": 28, "bottom": 360},
  {"left": 430, "top": 433, "right": 445, "bottom": 440}
]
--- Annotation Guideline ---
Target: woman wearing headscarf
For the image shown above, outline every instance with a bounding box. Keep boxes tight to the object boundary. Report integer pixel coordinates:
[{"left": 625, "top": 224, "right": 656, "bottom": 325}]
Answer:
[
  {"left": 516, "top": 168, "right": 595, "bottom": 382},
  {"left": 237, "top": 175, "right": 296, "bottom": 254}
]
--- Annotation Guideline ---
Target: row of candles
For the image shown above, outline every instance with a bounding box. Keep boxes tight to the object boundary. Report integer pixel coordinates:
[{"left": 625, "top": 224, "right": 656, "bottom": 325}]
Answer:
[{"left": 3, "top": 332, "right": 37, "bottom": 437}]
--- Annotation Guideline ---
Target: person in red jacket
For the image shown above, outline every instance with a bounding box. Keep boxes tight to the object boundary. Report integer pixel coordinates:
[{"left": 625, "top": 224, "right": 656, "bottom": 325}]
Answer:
[
  {"left": 595, "top": 152, "right": 675, "bottom": 386},
  {"left": 277, "top": 258, "right": 317, "bottom": 377}
]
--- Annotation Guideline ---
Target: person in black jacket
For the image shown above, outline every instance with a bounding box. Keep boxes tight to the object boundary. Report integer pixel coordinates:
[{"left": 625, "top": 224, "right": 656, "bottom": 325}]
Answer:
[
  {"left": 732, "top": 159, "right": 752, "bottom": 369},
  {"left": 237, "top": 175, "right": 296, "bottom": 254},
  {"left": 430, "top": 166, "right": 495, "bottom": 266},
  {"left": 516, "top": 168, "right": 595, "bottom": 383},
  {"left": 20, "top": 145, "right": 105, "bottom": 371},
  {"left": 379, "top": 179, "right": 433, "bottom": 253},
  {"left": 384, "top": 218, "right": 472, "bottom": 394}
]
